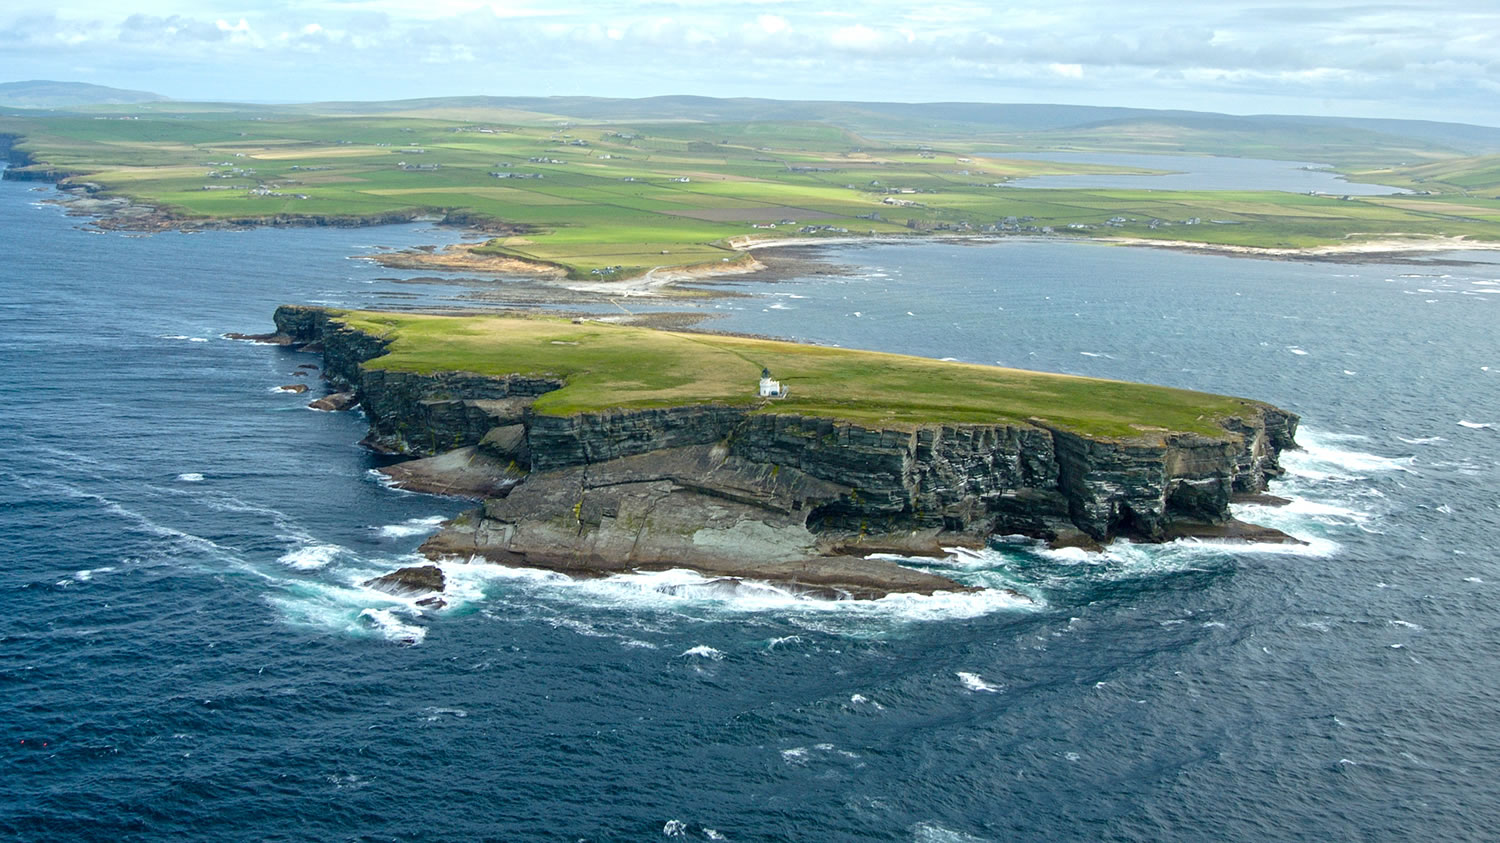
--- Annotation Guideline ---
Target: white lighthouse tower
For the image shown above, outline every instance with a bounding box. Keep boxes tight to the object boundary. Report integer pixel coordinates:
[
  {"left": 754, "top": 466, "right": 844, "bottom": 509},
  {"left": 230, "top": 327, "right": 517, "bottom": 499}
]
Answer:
[{"left": 758, "top": 367, "right": 784, "bottom": 398}]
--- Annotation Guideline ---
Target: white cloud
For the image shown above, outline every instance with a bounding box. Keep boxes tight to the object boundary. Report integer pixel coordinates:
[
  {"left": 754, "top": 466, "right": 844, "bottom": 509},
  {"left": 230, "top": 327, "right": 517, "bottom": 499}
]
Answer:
[{"left": 0, "top": 0, "right": 1497, "bottom": 123}]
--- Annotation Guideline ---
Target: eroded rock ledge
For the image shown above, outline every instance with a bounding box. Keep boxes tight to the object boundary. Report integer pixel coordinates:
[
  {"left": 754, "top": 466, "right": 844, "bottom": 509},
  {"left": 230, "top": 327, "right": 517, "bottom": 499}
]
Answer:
[{"left": 273, "top": 305, "right": 1300, "bottom": 597}]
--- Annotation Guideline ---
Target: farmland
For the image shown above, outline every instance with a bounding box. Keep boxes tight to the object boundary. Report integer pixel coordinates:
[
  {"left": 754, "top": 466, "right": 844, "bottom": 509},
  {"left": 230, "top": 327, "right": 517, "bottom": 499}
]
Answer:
[{"left": 4, "top": 98, "right": 1500, "bottom": 279}]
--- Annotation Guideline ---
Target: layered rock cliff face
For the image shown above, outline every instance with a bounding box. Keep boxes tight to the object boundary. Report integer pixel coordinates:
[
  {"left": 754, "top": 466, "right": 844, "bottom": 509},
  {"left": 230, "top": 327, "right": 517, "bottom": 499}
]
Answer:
[{"left": 274, "top": 306, "right": 1299, "bottom": 595}]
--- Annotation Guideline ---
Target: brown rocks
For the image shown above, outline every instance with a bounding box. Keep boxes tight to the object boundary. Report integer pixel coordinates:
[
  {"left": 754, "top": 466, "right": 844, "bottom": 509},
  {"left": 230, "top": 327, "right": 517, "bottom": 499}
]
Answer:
[
  {"left": 278, "top": 383, "right": 309, "bottom": 394},
  {"left": 378, "top": 446, "right": 526, "bottom": 498},
  {"left": 307, "top": 391, "right": 358, "bottom": 412},
  {"left": 363, "top": 564, "right": 445, "bottom": 596}
]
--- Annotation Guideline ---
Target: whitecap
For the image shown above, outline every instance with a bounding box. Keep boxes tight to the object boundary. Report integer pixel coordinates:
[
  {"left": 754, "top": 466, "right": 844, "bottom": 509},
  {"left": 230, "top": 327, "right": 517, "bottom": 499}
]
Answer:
[
  {"left": 852, "top": 311, "right": 862, "bottom": 317},
  {"left": 357, "top": 607, "right": 426, "bottom": 644},
  {"left": 1079, "top": 351, "right": 1114, "bottom": 359},
  {"left": 421, "top": 706, "right": 468, "bottom": 720},
  {"left": 376, "top": 515, "right": 449, "bottom": 539},
  {"left": 1287, "top": 346, "right": 1309, "bottom": 355},
  {"left": 956, "top": 672, "right": 1002, "bottom": 693},
  {"left": 1280, "top": 428, "right": 1414, "bottom": 481},
  {"left": 158, "top": 334, "right": 190, "bottom": 340},
  {"left": 1397, "top": 436, "right": 1445, "bottom": 445},
  {"left": 188, "top": 337, "right": 208, "bottom": 343},
  {"left": 680, "top": 645, "right": 724, "bottom": 660},
  {"left": 780, "top": 747, "right": 809, "bottom": 765},
  {"left": 176, "top": 473, "right": 205, "bottom": 482},
  {"left": 1388, "top": 620, "right": 1423, "bottom": 630},
  {"left": 278, "top": 543, "right": 343, "bottom": 570},
  {"left": 1465, "top": 577, "right": 1483, "bottom": 583},
  {"left": 1458, "top": 420, "right": 1494, "bottom": 430},
  {"left": 911, "top": 821, "right": 990, "bottom": 843}
]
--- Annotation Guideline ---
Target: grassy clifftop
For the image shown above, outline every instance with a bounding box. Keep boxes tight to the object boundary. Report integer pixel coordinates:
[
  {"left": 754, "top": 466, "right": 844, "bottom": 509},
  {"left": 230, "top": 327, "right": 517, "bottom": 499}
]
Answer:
[{"left": 333, "top": 310, "right": 1259, "bottom": 438}]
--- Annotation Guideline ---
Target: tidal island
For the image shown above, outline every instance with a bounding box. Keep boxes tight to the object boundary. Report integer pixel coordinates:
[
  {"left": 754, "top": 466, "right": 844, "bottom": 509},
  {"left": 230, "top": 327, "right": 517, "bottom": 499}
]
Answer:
[{"left": 271, "top": 305, "right": 1300, "bottom": 598}]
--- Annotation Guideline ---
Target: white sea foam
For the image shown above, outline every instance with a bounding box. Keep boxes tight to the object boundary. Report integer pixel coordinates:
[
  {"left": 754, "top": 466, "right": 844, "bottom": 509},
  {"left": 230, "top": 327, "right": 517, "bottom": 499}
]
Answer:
[
  {"left": 956, "top": 672, "right": 1002, "bottom": 693},
  {"left": 1458, "top": 420, "right": 1494, "bottom": 430},
  {"left": 278, "top": 543, "right": 343, "bottom": 570},
  {"left": 376, "top": 515, "right": 448, "bottom": 539},
  {"left": 442, "top": 560, "right": 1037, "bottom": 624},
  {"left": 1280, "top": 429, "right": 1414, "bottom": 481},
  {"left": 680, "top": 645, "right": 724, "bottom": 660},
  {"left": 911, "top": 821, "right": 991, "bottom": 843},
  {"left": 1398, "top": 436, "right": 1446, "bottom": 445},
  {"left": 358, "top": 608, "right": 426, "bottom": 644},
  {"left": 366, "top": 468, "right": 416, "bottom": 493},
  {"left": 421, "top": 706, "right": 468, "bottom": 720},
  {"left": 1079, "top": 351, "right": 1114, "bottom": 358},
  {"left": 1287, "top": 346, "right": 1309, "bottom": 355},
  {"left": 158, "top": 334, "right": 191, "bottom": 340},
  {"left": 176, "top": 473, "right": 205, "bottom": 482}
]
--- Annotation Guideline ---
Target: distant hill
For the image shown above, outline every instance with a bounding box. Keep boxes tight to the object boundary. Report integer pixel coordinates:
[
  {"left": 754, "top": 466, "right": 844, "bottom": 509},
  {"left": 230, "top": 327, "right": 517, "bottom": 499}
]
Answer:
[
  {"left": 287, "top": 95, "right": 1500, "bottom": 157},
  {"left": 0, "top": 80, "right": 167, "bottom": 109}
]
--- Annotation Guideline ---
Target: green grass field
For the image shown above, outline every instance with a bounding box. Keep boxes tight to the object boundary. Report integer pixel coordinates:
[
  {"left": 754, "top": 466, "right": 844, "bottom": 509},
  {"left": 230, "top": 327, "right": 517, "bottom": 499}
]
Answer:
[
  {"left": 4, "top": 102, "right": 1500, "bottom": 278},
  {"left": 335, "top": 309, "right": 1260, "bottom": 438}
]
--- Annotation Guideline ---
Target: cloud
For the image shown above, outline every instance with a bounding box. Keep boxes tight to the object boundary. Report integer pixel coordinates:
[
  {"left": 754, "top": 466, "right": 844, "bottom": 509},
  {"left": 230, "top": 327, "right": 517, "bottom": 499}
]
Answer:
[{"left": 0, "top": 0, "right": 1496, "bottom": 123}]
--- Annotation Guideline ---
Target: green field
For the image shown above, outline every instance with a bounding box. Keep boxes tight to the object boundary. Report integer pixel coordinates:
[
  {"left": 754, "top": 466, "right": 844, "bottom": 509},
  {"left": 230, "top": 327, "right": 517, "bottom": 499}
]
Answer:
[
  {"left": 4, "top": 99, "right": 1500, "bottom": 278},
  {"left": 335, "top": 309, "right": 1259, "bottom": 438}
]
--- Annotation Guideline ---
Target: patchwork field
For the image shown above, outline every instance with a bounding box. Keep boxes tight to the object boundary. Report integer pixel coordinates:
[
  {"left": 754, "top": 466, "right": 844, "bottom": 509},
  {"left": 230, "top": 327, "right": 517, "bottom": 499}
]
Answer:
[{"left": 4, "top": 98, "right": 1500, "bottom": 279}]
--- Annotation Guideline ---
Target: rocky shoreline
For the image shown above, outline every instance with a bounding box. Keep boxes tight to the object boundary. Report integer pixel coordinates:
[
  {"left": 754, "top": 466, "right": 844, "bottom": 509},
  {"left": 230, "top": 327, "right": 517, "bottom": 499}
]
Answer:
[{"left": 270, "top": 305, "right": 1301, "bottom": 599}]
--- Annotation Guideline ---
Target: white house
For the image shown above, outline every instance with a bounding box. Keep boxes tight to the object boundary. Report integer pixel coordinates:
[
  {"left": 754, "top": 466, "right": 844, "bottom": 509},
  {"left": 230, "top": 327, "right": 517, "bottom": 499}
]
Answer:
[{"left": 758, "top": 367, "right": 785, "bottom": 398}]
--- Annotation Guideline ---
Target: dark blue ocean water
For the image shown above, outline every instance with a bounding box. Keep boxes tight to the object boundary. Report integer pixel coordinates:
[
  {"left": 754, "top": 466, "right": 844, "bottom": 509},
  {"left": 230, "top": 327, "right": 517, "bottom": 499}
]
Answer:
[{"left": 3, "top": 171, "right": 1499, "bottom": 842}]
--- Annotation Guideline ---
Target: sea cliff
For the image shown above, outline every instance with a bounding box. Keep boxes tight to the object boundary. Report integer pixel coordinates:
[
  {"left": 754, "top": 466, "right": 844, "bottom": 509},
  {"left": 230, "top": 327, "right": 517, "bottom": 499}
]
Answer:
[{"left": 273, "top": 305, "right": 1299, "bottom": 597}]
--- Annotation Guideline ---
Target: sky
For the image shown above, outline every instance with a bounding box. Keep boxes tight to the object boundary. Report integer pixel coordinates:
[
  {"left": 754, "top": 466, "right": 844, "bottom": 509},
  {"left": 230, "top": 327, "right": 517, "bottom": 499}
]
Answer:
[{"left": 2, "top": 1, "right": 1498, "bottom": 125}]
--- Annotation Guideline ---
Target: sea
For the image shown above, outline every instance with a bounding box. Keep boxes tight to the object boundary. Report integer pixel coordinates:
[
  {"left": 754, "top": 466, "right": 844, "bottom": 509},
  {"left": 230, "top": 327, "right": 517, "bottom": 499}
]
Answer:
[{"left": 2, "top": 166, "right": 1499, "bottom": 841}]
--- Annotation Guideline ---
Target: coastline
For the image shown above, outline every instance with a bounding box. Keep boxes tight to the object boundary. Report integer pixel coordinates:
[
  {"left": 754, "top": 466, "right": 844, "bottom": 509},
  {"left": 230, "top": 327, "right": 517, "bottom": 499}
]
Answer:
[{"left": 27, "top": 176, "right": 1499, "bottom": 299}]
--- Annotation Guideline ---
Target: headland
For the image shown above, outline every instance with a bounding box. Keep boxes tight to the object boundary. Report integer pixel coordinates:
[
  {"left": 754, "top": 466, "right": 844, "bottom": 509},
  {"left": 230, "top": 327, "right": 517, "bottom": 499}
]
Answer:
[{"left": 268, "top": 305, "right": 1300, "bottom": 598}]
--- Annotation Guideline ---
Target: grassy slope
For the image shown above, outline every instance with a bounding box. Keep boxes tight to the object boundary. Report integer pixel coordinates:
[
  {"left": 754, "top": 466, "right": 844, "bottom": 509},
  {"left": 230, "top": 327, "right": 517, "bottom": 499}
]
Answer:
[
  {"left": 4, "top": 104, "right": 1500, "bottom": 278},
  {"left": 337, "top": 310, "right": 1257, "bottom": 438}
]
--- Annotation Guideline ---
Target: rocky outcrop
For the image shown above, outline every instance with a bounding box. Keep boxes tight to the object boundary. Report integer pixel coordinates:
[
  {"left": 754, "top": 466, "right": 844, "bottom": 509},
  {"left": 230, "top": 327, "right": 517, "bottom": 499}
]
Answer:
[
  {"left": 364, "top": 564, "right": 445, "bottom": 595},
  {"left": 275, "top": 306, "right": 1300, "bottom": 596},
  {"left": 308, "top": 391, "right": 358, "bottom": 412}
]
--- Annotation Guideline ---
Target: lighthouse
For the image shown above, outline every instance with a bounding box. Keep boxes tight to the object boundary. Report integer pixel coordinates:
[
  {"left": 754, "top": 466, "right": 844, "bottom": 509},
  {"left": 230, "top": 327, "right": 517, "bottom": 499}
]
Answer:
[{"left": 758, "top": 367, "right": 784, "bottom": 398}]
